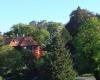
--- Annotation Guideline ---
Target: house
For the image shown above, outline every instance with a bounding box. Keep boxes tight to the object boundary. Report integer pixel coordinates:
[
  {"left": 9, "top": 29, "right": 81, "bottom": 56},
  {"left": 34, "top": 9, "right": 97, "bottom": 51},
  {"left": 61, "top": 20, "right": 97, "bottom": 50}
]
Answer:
[{"left": 10, "top": 37, "right": 38, "bottom": 50}]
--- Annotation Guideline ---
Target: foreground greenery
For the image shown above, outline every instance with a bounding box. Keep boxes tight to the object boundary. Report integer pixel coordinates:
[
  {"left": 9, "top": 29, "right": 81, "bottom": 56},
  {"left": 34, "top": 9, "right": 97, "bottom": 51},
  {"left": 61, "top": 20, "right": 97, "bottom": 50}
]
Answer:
[
  {"left": 73, "top": 17, "right": 100, "bottom": 79},
  {"left": 66, "top": 7, "right": 100, "bottom": 79},
  {"left": 39, "top": 33, "right": 76, "bottom": 80},
  {"left": 0, "top": 21, "right": 76, "bottom": 80},
  {"left": 0, "top": 34, "right": 76, "bottom": 80}
]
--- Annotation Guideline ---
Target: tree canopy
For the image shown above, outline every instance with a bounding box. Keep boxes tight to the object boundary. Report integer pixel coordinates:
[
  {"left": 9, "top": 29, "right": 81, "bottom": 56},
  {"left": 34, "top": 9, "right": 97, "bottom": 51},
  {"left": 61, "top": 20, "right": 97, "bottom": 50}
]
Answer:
[
  {"left": 65, "top": 7, "right": 95, "bottom": 36},
  {"left": 72, "top": 17, "right": 100, "bottom": 78},
  {"left": 43, "top": 33, "right": 76, "bottom": 80}
]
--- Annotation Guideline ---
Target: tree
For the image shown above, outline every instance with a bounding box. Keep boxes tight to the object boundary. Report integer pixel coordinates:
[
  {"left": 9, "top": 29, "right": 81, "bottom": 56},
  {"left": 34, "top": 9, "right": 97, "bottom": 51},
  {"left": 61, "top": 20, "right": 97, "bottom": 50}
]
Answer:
[
  {"left": 11, "top": 23, "right": 37, "bottom": 37},
  {"left": 72, "top": 17, "right": 100, "bottom": 79},
  {"left": 4, "top": 23, "right": 37, "bottom": 37},
  {"left": 34, "top": 28, "right": 50, "bottom": 44},
  {"left": 65, "top": 7, "right": 95, "bottom": 36},
  {"left": 47, "top": 22, "right": 63, "bottom": 34},
  {"left": 0, "top": 32, "right": 1, "bottom": 35},
  {"left": 4, "top": 23, "right": 50, "bottom": 45},
  {"left": 41, "top": 33, "right": 76, "bottom": 80},
  {"left": 0, "top": 45, "right": 40, "bottom": 80},
  {"left": 0, "top": 45, "right": 25, "bottom": 77},
  {"left": 61, "top": 27, "right": 72, "bottom": 44},
  {"left": 0, "top": 35, "right": 3, "bottom": 44}
]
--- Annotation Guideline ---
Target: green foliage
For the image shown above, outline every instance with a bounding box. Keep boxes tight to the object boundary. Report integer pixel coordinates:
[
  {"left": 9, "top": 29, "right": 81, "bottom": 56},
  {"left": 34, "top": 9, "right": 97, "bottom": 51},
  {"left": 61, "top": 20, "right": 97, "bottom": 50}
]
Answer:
[
  {"left": 0, "top": 35, "right": 3, "bottom": 43},
  {"left": 73, "top": 18, "right": 100, "bottom": 76},
  {"left": 66, "top": 7, "right": 95, "bottom": 36},
  {"left": 11, "top": 23, "right": 36, "bottom": 37},
  {"left": 5, "top": 23, "right": 51, "bottom": 45},
  {"left": 0, "top": 76, "right": 4, "bottom": 80},
  {"left": 47, "top": 23, "right": 63, "bottom": 34},
  {"left": 61, "top": 27, "right": 72, "bottom": 44},
  {"left": 0, "top": 45, "right": 24, "bottom": 75},
  {"left": 33, "top": 28, "right": 50, "bottom": 44},
  {"left": 42, "top": 33, "right": 76, "bottom": 80}
]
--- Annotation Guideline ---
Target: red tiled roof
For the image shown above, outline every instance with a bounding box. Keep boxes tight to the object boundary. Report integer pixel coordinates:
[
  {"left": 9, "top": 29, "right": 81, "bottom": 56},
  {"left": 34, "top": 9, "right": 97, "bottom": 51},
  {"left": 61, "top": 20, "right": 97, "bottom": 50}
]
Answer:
[{"left": 10, "top": 37, "right": 37, "bottom": 47}]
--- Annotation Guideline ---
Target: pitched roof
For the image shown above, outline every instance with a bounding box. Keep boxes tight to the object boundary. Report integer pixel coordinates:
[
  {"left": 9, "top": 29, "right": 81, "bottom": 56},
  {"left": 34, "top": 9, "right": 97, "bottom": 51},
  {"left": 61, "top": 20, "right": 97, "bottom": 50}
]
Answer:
[{"left": 10, "top": 37, "right": 37, "bottom": 47}]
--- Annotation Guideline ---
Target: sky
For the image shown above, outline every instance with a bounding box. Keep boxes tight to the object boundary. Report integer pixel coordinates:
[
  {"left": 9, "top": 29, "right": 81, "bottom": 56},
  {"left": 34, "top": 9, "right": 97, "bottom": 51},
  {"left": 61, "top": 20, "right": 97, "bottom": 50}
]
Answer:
[{"left": 0, "top": 0, "right": 100, "bottom": 33}]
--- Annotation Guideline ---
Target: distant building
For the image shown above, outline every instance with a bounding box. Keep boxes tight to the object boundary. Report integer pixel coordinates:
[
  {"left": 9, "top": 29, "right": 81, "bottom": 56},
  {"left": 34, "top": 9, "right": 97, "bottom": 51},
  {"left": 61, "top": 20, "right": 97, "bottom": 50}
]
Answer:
[{"left": 10, "top": 37, "right": 38, "bottom": 50}]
